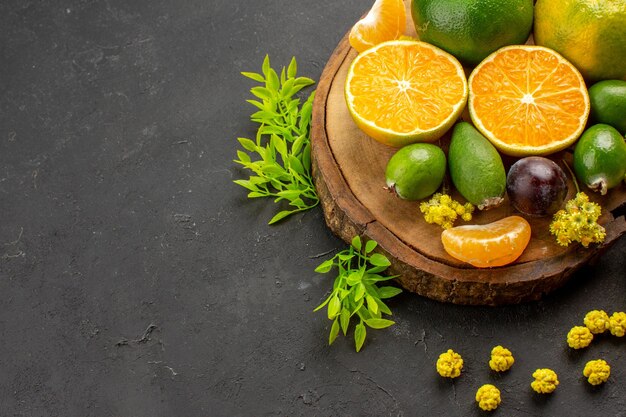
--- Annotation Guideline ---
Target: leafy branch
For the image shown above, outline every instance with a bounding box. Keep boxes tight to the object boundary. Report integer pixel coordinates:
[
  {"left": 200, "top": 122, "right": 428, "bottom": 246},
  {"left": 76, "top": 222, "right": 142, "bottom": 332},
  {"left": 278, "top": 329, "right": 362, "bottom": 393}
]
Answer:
[
  {"left": 314, "top": 236, "right": 402, "bottom": 352},
  {"left": 234, "top": 55, "right": 319, "bottom": 224}
]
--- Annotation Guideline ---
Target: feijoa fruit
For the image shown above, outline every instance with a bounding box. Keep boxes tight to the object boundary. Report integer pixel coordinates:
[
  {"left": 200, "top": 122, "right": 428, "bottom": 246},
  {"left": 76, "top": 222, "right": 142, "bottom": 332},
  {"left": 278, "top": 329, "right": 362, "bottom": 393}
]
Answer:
[{"left": 448, "top": 122, "right": 506, "bottom": 210}]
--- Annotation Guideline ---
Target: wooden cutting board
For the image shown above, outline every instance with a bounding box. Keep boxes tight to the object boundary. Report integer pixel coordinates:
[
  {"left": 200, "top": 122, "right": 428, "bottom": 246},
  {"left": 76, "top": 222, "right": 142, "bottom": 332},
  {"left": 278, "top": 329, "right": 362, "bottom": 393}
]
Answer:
[{"left": 310, "top": 0, "right": 626, "bottom": 305}]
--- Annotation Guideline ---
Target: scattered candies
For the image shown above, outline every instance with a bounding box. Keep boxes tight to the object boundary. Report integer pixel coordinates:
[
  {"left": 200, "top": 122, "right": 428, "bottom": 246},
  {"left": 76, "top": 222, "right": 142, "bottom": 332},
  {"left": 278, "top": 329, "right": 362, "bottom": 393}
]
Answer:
[
  {"left": 476, "top": 384, "right": 501, "bottom": 411},
  {"left": 433, "top": 309, "right": 625, "bottom": 409},
  {"left": 567, "top": 325, "right": 593, "bottom": 349},
  {"left": 436, "top": 349, "right": 463, "bottom": 378},
  {"left": 609, "top": 312, "right": 626, "bottom": 337},
  {"left": 531, "top": 368, "right": 559, "bottom": 394},
  {"left": 583, "top": 359, "right": 611, "bottom": 386},
  {"left": 489, "top": 345, "right": 514, "bottom": 372},
  {"left": 584, "top": 310, "right": 610, "bottom": 334}
]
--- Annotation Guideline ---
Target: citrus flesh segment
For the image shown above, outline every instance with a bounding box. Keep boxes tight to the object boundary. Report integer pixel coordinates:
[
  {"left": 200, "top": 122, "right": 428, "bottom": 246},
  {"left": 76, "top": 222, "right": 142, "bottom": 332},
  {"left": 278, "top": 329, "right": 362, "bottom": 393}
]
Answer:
[
  {"left": 349, "top": 0, "right": 407, "bottom": 53},
  {"left": 441, "top": 216, "right": 531, "bottom": 268},
  {"left": 345, "top": 40, "right": 468, "bottom": 147},
  {"left": 468, "top": 45, "right": 590, "bottom": 156}
]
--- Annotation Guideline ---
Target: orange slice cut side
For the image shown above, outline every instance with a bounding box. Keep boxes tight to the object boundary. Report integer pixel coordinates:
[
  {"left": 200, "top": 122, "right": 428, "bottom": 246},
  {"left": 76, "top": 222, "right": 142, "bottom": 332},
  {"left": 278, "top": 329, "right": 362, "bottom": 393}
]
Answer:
[
  {"left": 468, "top": 45, "right": 590, "bottom": 156},
  {"left": 345, "top": 40, "right": 468, "bottom": 147}
]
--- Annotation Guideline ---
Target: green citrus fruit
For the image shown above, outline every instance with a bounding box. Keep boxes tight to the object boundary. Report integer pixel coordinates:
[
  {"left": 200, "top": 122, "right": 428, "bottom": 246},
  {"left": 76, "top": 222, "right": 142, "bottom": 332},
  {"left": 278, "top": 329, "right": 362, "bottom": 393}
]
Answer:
[
  {"left": 448, "top": 122, "right": 506, "bottom": 210},
  {"left": 410, "top": 0, "right": 534, "bottom": 67},
  {"left": 385, "top": 143, "right": 446, "bottom": 200},
  {"left": 588, "top": 80, "right": 626, "bottom": 135},
  {"left": 534, "top": 0, "right": 626, "bottom": 82},
  {"left": 573, "top": 124, "right": 626, "bottom": 195}
]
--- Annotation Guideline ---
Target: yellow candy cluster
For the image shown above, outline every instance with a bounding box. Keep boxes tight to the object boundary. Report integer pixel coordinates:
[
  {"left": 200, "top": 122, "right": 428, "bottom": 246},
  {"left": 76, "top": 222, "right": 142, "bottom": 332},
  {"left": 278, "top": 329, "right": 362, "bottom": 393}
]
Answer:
[
  {"left": 531, "top": 368, "right": 559, "bottom": 394},
  {"left": 436, "top": 349, "right": 463, "bottom": 378},
  {"left": 489, "top": 345, "right": 514, "bottom": 372},
  {"left": 567, "top": 310, "right": 626, "bottom": 350},
  {"left": 434, "top": 308, "right": 626, "bottom": 408},
  {"left": 584, "top": 310, "right": 610, "bottom": 334},
  {"left": 476, "top": 384, "right": 501, "bottom": 411},
  {"left": 583, "top": 359, "right": 611, "bottom": 386},
  {"left": 609, "top": 312, "right": 626, "bottom": 337},
  {"left": 567, "top": 325, "right": 593, "bottom": 349},
  {"left": 420, "top": 193, "right": 474, "bottom": 229},
  {"left": 549, "top": 192, "right": 606, "bottom": 247}
]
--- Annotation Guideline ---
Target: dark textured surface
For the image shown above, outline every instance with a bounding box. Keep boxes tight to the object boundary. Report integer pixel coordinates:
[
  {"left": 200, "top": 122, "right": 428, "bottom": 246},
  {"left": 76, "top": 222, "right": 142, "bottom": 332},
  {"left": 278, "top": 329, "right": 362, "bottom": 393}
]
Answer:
[{"left": 0, "top": 1, "right": 625, "bottom": 416}]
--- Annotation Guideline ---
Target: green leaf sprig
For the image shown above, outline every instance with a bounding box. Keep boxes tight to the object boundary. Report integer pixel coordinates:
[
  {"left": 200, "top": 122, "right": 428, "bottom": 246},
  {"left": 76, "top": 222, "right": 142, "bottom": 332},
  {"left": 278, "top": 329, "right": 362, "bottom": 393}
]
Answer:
[
  {"left": 234, "top": 55, "right": 319, "bottom": 224},
  {"left": 314, "top": 236, "right": 402, "bottom": 352}
]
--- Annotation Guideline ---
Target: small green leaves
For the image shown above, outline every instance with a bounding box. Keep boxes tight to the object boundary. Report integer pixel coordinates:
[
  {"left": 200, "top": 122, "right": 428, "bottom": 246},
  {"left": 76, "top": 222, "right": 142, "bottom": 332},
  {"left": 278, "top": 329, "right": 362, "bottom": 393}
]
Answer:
[
  {"left": 369, "top": 253, "right": 391, "bottom": 267},
  {"left": 329, "top": 319, "right": 340, "bottom": 345},
  {"left": 365, "top": 239, "right": 377, "bottom": 254},
  {"left": 234, "top": 55, "right": 319, "bottom": 224},
  {"left": 365, "top": 318, "right": 395, "bottom": 329},
  {"left": 314, "top": 259, "right": 334, "bottom": 274},
  {"left": 241, "top": 71, "right": 265, "bottom": 83},
  {"left": 287, "top": 56, "right": 298, "bottom": 79},
  {"left": 355, "top": 323, "right": 366, "bottom": 353},
  {"left": 328, "top": 295, "right": 341, "bottom": 320},
  {"left": 314, "top": 237, "right": 402, "bottom": 352},
  {"left": 378, "top": 286, "right": 403, "bottom": 299}
]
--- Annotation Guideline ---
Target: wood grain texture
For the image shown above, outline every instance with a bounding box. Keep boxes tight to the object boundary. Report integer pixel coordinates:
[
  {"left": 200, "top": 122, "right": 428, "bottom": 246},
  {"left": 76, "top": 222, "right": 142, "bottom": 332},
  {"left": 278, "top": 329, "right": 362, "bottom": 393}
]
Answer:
[{"left": 310, "top": 0, "right": 626, "bottom": 305}]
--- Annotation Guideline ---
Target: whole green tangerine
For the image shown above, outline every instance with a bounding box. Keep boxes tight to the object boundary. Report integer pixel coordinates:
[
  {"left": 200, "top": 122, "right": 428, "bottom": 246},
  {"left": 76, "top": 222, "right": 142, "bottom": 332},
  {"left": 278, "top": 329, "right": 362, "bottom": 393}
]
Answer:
[
  {"left": 385, "top": 143, "right": 446, "bottom": 201},
  {"left": 574, "top": 124, "right": 626, "bottom": 195},
  {"left": 588, "top": 80, "right": 626, "bottom": 135},
  {"left": 411, "top": 0, "right": 534, "bottom": 66}
]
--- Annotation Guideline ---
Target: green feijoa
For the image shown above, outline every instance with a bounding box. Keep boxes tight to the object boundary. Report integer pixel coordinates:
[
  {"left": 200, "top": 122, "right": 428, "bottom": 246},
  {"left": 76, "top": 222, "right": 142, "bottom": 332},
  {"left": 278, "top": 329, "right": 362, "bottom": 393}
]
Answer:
[
  {"left": 573, "top": 124, "right": 626, "bottom": 195},
  {"left": 588, "top": 80, "right": 626, "bottom": 135},
  {"left": 385, "top": 143, "right": 446, "bottom": 201},
  {"left": 448, "top": 122, "right": 506, "bottom": 210}
]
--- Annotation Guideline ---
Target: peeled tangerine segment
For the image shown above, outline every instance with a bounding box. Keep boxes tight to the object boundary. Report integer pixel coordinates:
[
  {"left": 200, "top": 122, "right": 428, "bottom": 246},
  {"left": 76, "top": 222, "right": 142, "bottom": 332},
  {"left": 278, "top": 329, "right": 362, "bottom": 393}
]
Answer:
[
  {"left": 441, "top": 216, "right": 532, "bottom": 268},
  {"left": 348, "top": 0, "right": 406, "bottom": 53}
]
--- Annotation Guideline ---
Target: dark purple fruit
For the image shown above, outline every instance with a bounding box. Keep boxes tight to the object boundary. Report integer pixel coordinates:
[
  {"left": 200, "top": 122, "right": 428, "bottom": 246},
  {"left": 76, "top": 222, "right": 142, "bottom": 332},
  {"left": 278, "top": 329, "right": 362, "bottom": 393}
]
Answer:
[{"left": 506, "top": 157, "right": 568, "bottom": 216}]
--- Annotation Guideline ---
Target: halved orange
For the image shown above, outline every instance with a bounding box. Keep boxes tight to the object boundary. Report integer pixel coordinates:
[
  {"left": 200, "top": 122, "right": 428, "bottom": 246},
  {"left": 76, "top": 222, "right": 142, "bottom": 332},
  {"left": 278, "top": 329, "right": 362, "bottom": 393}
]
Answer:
[
  {"left": 345, "top": 40, "right": 468, "bottom": 147},
  {"left": 441, "top": 216, "right": 531, "bottom": 268},
  {"left": 349, "top": 0, "right": 406, "bottom": 53},
  {"left": 468, "top": 45, "right": 590, "bottom": 156}
]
